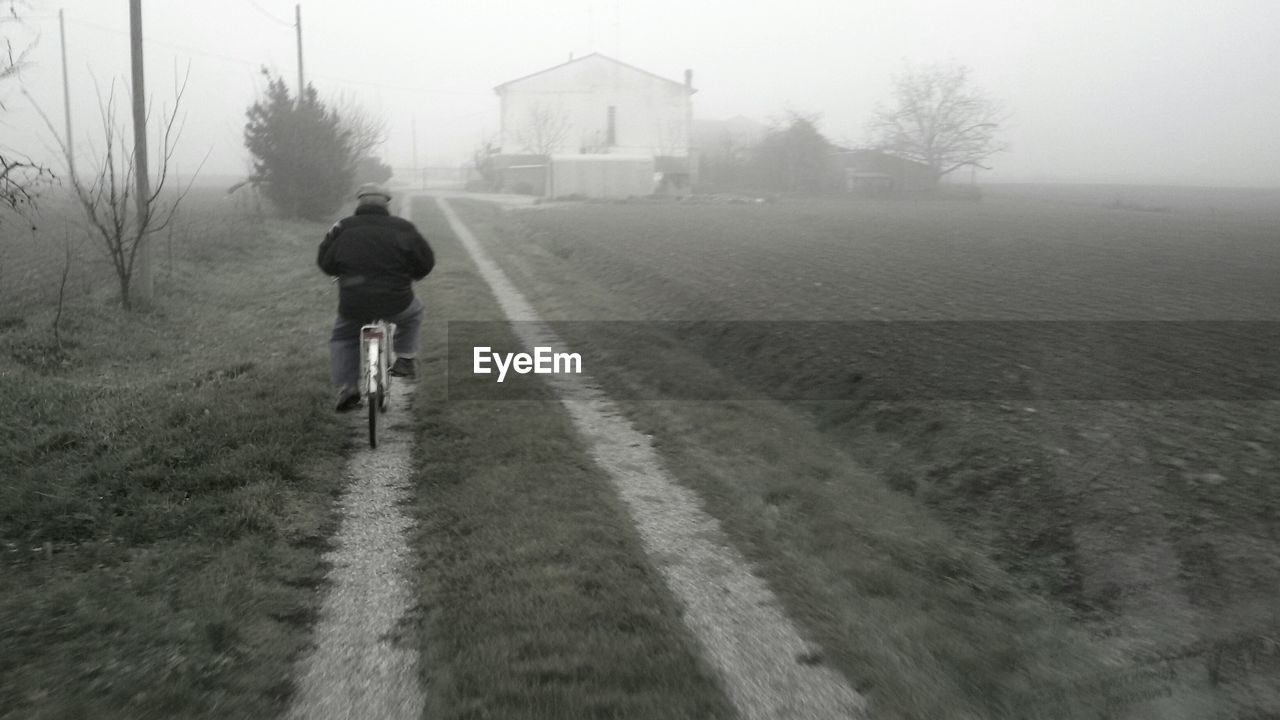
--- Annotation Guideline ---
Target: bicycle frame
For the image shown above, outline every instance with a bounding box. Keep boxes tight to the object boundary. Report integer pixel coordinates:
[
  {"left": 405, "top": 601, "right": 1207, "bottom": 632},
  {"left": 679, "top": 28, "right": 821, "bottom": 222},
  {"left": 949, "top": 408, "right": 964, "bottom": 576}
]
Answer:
[{"left": 358, "top": 320, "right": 397, "bottom": 448}]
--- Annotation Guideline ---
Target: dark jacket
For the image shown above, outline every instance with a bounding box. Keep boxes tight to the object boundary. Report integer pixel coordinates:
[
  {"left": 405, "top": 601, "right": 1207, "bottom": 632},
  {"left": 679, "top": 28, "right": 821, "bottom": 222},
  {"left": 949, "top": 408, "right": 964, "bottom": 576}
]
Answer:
[{"left": 317, "top": 205, "right": 435, "bottom": 321}]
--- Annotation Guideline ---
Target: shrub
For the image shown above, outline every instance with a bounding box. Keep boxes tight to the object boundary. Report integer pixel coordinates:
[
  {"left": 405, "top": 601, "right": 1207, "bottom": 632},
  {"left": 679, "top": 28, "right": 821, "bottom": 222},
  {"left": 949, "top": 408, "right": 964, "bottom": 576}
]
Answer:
[{"left": 244, "top": 71, "right": 355, "bottom": 220}]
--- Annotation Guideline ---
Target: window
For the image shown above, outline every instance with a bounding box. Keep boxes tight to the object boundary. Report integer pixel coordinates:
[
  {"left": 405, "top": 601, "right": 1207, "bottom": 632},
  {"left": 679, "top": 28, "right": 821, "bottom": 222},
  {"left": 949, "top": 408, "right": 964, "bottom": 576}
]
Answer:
[{"left": 606, "top": 106, "right": 616, "bottom": 146}]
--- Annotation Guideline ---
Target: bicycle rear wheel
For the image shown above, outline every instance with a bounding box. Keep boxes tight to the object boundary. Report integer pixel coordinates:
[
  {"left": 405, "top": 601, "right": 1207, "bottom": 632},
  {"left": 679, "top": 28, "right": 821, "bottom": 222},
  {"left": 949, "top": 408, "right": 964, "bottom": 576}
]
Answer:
[{"left": 368, "top": 381, "right": 379, "bottom": 448}]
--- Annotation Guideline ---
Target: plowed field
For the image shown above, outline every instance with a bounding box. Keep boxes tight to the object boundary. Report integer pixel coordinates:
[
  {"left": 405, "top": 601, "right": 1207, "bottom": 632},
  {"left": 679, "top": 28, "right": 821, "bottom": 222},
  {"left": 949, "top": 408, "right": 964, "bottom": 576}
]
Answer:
[{"left": 463, "top": 189, "right": 1280, "bottom": 718}]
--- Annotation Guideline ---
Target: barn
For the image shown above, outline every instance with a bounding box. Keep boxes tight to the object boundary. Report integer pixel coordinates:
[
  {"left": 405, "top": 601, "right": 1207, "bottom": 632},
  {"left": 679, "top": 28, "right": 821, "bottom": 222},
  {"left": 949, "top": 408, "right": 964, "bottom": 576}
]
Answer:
[
  {"left": 833, "top": 149, "right": 935, "bottom": 197},
  {"left": 493, "top": 53, "right": 697, "bottom": 198}
]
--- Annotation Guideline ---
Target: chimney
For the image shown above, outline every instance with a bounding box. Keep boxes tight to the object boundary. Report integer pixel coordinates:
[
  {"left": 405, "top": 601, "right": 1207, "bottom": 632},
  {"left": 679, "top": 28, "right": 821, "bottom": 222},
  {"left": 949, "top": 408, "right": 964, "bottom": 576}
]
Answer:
[{"left": 684, "top": 68, "right": 693, "bottom": 89}]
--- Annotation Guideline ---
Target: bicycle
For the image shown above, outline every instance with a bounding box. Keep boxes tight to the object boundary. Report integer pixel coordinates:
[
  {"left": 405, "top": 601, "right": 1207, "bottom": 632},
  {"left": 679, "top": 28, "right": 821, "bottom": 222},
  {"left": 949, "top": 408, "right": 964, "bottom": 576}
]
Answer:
[{"left": 358, "top": 319, "right": 397, "bottom": 449}]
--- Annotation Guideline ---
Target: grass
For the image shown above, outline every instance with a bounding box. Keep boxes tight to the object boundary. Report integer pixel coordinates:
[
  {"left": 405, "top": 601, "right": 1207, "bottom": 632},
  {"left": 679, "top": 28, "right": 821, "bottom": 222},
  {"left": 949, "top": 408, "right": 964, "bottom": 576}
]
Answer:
[
  {"left": 8, "top": 186, "right": 1269, "bottom": 718},
  {"left": 444, "top": 195, "right": 1280, "bottom": 718},
  {"left": 400, "top": 196, "right": 738, "bottom": 720},
  {"left": 0, "top": 190, "right": 349, "bottom": 719}
]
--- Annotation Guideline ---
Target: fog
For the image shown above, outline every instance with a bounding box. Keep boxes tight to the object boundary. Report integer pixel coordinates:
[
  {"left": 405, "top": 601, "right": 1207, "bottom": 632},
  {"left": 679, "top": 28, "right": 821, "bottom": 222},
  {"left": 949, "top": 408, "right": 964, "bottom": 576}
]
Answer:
[{"left": 4, "top": 0, "right": 1279, "bottom": 187}]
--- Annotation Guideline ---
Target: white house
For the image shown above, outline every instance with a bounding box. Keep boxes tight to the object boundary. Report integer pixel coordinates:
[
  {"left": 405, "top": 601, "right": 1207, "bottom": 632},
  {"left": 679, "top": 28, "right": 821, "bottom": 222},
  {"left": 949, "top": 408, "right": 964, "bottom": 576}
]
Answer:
[{"left": 493, "top": 53, "right": 696, "bottom": 197}]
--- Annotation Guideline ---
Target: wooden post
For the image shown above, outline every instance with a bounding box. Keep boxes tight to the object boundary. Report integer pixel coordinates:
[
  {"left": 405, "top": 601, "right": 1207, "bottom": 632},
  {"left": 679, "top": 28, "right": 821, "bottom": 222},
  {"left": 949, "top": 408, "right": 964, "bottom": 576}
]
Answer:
[
  {"left": 129, "top": 0, "right": 152, "bottom": 307},
  {"left": 59, "top": 10, "right": 74, "bottom": 179},
  {"left": 295, "top": 4, "right": 305, "bottom": 100}
]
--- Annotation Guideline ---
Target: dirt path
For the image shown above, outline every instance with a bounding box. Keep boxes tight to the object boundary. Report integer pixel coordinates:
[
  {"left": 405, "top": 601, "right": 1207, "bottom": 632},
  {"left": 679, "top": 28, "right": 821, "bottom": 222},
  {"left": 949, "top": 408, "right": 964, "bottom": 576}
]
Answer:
[
  {"left": 435, "top": 195, "right": 868, "bottom": 719},
  {"left": 284, "top": 382, "right": 425, "bottom": 720}
]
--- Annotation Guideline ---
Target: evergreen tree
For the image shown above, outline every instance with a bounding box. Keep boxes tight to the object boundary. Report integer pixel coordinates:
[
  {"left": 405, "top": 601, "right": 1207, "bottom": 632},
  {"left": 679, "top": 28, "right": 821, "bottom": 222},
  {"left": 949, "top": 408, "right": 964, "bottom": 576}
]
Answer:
[
  {"left": 749, "top": 113, "right": 837, "bottom": 193},
  {"left": 244, "top": 71, "right": 355, "bottom": 220}
]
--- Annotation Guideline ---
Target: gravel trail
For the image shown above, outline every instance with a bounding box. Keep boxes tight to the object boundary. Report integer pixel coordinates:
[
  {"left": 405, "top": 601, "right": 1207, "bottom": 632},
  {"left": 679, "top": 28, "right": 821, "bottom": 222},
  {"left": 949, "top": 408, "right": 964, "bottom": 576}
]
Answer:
[
  {"left": 283, "top": 382, "right": 424, "bottom": 719},
  {"left": 436, "top": 195, "right": 868, "bottom": 719}
]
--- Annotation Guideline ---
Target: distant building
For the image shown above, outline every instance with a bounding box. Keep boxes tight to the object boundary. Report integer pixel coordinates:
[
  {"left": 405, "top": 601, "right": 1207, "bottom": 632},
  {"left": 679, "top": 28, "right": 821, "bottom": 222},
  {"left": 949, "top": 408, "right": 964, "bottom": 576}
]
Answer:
[
  {"left": 832, "top": 149, "right": 935, "bottom": 196},
  {"left": 691, "top": 116, "right": 768, "bottom": 190},
  {"left": 693, "top": 116, "right": 768, "bottom": 163},
  {"left": 493, "top": 53, "right": 696, "bottom": 198}
]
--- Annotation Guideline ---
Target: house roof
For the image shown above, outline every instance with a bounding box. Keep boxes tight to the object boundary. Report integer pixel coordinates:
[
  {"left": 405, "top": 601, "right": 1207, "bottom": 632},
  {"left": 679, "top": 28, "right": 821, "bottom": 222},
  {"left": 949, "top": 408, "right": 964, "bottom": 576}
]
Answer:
[
  {"left": 834, "top": 148, "right": 930, "bottom": 170},
  {"left": 494, "top": 52, "right": 694, "bottom": 94}
]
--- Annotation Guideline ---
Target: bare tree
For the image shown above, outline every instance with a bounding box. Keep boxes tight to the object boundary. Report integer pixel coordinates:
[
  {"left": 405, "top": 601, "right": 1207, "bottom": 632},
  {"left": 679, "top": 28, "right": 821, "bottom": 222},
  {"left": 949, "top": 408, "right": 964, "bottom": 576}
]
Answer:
[
  {"left": 0, "top": 146, "right": 50, "bottom": 221},
  {"left": 868, "top": 62, "right": 1008, "bottom": 188},
  {"left": 1, "top": 0, "right": 35, "bottom": 85},
  {"left": 513, "top": 101, "right": 570, "bottom": 196},
  {"left": 469, "top": 132, "right": 500, "bottom": 190},
  {"left": 341, "top": 100, "right": 392, "bottom": 187},
  {"left": 32, "top": 69, "right": 203, "bottom": 310},
  {"left": 513, "top": 101, "right": 570, "bottom": 156},
  {"left": 2, "top": 0, "right": 54, "bottom": 225},
  {"left": 333, "top": 93, "right": 388, "bottom": 164},
  {"left": 579, "top": 129, "right": 608, "bottom": 154}
]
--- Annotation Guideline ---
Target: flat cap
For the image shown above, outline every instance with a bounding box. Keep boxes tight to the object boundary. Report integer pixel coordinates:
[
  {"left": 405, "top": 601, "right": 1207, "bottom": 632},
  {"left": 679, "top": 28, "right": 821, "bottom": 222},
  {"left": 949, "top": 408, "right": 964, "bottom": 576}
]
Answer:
[{"left": 356, "top": 183, "right": 391, "bottom": 206}]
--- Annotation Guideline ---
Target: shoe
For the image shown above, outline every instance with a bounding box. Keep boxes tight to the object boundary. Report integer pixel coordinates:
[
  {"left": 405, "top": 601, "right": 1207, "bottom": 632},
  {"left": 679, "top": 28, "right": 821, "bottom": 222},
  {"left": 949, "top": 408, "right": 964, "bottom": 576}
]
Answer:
[
  {"left": 335, "top": 385, "right": 362, "bottom": 412},
  {"left": 389, "top": 357, "right": 416, "bottom": 379}
]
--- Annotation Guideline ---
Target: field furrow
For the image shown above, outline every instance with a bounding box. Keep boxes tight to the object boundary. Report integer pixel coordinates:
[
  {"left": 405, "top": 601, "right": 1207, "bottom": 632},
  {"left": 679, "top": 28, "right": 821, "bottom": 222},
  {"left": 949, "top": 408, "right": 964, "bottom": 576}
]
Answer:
[{"left": 458, "top": 190, "right": 1280, "bottom": 719}]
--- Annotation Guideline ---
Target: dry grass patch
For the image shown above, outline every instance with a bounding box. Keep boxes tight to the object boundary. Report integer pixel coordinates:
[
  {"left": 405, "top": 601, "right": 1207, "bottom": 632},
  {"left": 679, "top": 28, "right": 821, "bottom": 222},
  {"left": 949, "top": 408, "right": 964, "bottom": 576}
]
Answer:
[{"left": 1, "top": 193, "right": 349, "bottom": 719}]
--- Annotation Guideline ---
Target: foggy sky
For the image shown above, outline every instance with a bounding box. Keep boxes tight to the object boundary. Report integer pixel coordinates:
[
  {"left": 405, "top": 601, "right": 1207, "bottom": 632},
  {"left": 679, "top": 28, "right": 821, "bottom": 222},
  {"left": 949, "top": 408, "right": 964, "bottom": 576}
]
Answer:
[{"left": 4, "top": 0, "right": 1278, "bottom": 187}]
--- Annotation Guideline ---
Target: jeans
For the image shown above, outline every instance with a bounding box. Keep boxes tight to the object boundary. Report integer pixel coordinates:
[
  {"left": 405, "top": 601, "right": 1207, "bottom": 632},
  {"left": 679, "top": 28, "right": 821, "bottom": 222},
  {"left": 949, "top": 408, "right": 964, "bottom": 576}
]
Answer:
[{"left": 329, "top": 297, "right": 423, "bottom": 387}]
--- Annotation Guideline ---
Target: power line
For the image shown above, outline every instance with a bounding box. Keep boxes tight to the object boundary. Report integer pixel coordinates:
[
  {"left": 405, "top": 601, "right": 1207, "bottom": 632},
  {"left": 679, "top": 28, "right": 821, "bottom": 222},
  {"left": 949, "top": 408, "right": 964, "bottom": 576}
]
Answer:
[
  {"left": 64, "top": 16, "right": 260, "bottom": 68},
  {"left": 59, "top": 16, "right": 492, "bottom": 97},
  {"left": 308, "top": 73, "right": 490, "bottom": 96},
  {"left": 245, "top": 0, "right": 294, "bottom": 28}
]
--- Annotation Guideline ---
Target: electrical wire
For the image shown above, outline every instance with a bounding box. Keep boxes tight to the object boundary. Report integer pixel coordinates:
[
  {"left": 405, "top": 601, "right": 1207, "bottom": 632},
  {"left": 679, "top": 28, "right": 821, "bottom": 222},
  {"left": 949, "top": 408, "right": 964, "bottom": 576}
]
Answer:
[
  {"left": 63, "top": 16, "right": 260, "bottom": 68},
  {"left": 58, "top": 16, "right": 492, "bottom": 96},
  {"left": 245, "top": 0, "right": 294, "bottom": 28}
]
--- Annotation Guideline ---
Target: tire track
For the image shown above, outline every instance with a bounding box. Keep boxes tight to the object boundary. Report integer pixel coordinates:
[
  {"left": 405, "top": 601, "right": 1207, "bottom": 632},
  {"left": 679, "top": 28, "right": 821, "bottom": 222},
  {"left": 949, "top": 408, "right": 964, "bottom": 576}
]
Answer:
[
  {"left": 434, "top": 195, "right": 867, "bottom": 720},
  {"left": 283, "top": 355, "right": 424, "bottom": 715}
]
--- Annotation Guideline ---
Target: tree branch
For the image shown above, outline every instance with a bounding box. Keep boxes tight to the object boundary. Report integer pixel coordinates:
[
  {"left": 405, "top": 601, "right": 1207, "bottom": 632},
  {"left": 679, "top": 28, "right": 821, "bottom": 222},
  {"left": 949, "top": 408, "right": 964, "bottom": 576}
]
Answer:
[{"left": 867, "top": 61, "right": 1009, "bottom": 183}]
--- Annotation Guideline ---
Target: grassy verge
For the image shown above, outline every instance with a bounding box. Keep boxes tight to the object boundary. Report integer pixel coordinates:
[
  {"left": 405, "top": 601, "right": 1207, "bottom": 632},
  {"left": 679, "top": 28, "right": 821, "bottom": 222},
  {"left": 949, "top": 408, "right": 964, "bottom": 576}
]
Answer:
[
  {"left": 0, "top": 193, "right": 349, "bottom": 719},
  {"left": 400, "top": 196, "right": 737, "bottom": 719},
  {"left": 441, "top": 198, "right": 1195, "bottom": 719}
]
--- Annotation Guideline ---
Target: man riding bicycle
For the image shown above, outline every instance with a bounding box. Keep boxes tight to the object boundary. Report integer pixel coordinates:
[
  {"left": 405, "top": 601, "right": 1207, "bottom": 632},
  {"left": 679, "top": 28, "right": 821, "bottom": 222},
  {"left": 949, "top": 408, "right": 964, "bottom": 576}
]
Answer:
[{"left": 318, "top": 184, "right": 435, "bottom": 411}]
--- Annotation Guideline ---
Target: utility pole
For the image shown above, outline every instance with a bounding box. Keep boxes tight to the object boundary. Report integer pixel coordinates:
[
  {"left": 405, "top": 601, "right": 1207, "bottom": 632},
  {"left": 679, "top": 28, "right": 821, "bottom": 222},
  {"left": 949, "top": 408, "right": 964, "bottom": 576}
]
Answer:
[
  {"left": 129, "top": 0, "right": 152, "bottom": 307},
  {"left": 295, "top": 4, "right": 305, "bottom": 101},
  {"left": 58, "top": 9, "right": 74, "bottom": 179}
]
